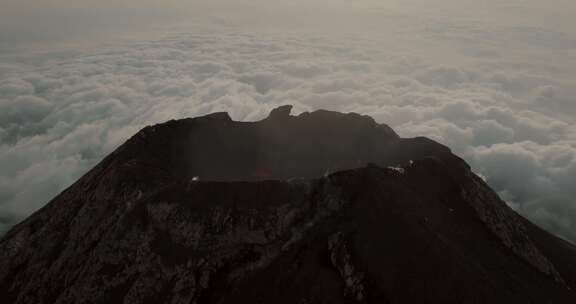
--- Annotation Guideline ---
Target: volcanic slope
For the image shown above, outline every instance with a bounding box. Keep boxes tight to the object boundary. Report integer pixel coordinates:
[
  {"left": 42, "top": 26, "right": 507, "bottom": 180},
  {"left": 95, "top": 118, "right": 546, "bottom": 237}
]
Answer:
[{"left": 1, "top": 106, "right": 575, "bottom": 303}]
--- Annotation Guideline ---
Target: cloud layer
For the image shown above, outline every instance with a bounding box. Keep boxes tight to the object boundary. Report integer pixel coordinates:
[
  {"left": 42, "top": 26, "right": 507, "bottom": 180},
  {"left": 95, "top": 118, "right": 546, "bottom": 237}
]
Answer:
[{"left": 1, "top": 7, "right": 575, "bottom": 241}]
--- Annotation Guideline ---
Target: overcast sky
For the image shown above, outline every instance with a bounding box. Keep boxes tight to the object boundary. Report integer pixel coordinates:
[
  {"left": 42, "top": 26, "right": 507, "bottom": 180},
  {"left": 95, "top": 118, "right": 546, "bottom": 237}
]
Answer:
[{"left": 1, "top": 0, "right": 575, "bottom": 242}]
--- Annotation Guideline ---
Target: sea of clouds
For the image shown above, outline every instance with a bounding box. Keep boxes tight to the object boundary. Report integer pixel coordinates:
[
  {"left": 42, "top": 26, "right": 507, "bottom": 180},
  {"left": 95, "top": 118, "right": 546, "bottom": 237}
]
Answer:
[{"left": 1, "top": 1, "right": 575, "bottom": 242}]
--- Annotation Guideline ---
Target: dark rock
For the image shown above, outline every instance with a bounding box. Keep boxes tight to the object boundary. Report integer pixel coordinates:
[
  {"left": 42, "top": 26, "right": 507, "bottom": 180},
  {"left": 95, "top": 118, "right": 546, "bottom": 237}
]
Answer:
[
  {"left": 267, "top": 104, "right": 293, "bottom": 120},
  {"left": 1, "top": 106, "right": 575, "bottom": 303}
]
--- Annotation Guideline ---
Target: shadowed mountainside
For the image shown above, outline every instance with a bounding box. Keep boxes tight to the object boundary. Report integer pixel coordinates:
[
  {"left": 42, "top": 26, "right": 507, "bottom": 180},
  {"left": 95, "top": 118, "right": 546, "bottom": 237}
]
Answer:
[{"left": 1, "top": 106, "right": 575, "bottom": 303}]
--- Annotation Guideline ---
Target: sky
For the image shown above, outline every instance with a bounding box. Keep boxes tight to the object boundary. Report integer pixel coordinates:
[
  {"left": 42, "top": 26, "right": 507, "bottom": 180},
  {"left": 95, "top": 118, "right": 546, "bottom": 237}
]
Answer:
[{"left": 0, "top": 0, "right": 575, "bottom": 242}]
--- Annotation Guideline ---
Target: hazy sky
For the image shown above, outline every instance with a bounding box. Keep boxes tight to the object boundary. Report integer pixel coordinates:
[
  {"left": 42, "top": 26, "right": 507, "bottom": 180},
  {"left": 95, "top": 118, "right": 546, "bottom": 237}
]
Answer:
[
  {"left": 2, "top": 0, "right": 576, "bottom": 45},
  {"left": 1, "top": 1, "right": 575, "bottom": 242}
]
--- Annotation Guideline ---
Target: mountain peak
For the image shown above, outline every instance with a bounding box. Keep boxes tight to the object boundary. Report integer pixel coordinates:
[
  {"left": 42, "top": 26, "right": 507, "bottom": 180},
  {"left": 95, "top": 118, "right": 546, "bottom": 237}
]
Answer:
[{"left": 1, "top": 108, "right": 575, "bottom": 303}]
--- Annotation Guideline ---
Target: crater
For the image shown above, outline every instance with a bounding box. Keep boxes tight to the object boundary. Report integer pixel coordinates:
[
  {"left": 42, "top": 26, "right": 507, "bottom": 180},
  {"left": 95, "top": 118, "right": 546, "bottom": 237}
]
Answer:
[{"left": 130, "top": 105, "right": 468, "bottom": 182}]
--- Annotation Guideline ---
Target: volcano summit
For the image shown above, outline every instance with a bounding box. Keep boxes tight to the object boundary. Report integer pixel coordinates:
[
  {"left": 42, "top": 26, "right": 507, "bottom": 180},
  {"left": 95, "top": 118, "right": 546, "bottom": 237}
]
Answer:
[{"left": 1, "top": 106, "right": 575, "bottom": 303}]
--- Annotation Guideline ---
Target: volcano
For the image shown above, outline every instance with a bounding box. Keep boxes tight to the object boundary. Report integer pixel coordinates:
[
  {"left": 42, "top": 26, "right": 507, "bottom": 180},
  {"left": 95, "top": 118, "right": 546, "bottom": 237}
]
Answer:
[{"left": 1, "top": 106, "right": 575, "bottom": 303}]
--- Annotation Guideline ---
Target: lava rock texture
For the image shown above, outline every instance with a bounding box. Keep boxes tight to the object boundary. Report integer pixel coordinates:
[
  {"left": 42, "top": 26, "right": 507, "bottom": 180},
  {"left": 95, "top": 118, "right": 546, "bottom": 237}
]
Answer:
[{"left": 1, "top": 106, "right": 576, "bottom": 303}]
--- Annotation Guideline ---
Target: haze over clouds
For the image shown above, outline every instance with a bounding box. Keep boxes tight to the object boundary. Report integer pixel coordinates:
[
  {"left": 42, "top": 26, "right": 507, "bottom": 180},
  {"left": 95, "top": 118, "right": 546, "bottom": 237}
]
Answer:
[{"left": 0, "top": 0, "right": 575, "bottom": 242}]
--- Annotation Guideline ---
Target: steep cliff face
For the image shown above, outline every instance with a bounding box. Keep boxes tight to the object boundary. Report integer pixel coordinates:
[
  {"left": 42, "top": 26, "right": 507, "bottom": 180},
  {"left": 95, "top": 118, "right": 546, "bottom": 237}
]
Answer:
[{"left": 1, "top": 106, "right": 575, "bottom": 303}]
